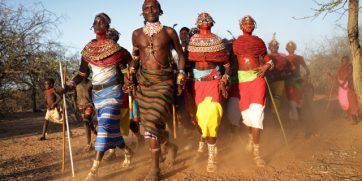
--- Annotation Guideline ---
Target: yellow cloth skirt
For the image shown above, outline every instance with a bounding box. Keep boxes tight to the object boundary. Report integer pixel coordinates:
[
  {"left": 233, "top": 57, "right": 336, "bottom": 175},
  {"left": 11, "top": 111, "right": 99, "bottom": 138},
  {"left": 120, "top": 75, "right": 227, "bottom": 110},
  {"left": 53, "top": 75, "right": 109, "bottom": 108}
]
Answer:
[{"left": 196, "top": 97, "right": 223, "bottom": 138}]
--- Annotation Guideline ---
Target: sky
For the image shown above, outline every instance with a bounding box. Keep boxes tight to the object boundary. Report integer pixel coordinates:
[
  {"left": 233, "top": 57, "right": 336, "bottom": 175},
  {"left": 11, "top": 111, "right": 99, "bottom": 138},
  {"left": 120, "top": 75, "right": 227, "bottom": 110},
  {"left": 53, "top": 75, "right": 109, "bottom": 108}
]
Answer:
[{"left": 8, "top": 0, "right": 352, "bottom": 57}]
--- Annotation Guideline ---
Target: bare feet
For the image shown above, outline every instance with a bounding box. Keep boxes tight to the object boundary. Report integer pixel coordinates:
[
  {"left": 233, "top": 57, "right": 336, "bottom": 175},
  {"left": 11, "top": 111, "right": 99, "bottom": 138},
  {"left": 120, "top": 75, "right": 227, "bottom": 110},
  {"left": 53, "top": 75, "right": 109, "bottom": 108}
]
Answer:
[
  {"left": 164, "top": 143, "right": 178, "bottom": 167},
  {"left": 144, "top": 168, "right": 161, "bottom": 181}
]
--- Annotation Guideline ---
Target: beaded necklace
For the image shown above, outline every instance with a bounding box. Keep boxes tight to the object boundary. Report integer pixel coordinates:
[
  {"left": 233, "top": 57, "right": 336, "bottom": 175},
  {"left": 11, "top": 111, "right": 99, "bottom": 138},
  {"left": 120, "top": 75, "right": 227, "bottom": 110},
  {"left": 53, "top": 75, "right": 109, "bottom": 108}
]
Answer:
[
  {"left": 142, "top": 22, "right": 169, "bottom": 68},
  {"left": 143, "top": 21, "right": 163, "bottom": 37}
]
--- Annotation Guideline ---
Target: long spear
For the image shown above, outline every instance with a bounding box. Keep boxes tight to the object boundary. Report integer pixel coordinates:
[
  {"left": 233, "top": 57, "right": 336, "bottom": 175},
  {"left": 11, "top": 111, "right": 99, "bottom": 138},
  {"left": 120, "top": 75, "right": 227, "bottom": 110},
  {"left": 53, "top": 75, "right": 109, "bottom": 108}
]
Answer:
[
  {"left": 59, "top": 61, "right": 75, "bottom": 177},
  {"left": 264, "top": 78, "right": 288, "bottom": 146},
  {"left": 226, "top": 30, "right": 236, "bottom": 40},
  {"left": 62, "top": 66, "right": 66, "bottom": 173}
]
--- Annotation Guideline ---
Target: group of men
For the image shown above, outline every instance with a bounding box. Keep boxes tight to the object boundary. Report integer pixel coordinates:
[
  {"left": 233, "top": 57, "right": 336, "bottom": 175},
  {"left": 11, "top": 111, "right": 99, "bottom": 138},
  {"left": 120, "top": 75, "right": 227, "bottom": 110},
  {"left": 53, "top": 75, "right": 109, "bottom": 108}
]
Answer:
[{"left": 39, "top": 0, "right": 320, "bottom": 180}]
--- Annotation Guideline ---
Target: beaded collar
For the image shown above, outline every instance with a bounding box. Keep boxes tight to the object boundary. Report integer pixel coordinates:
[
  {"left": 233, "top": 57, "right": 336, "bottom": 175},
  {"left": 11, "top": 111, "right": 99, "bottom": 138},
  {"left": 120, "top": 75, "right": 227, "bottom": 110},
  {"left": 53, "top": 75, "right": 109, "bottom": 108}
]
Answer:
[
  {"left": 143, "top": 21, "right": 163, "bottom": 37},
  {"left": 81, "top": 39, "right": 121, "bottom": 61},
  {"left": 188, "top": 33, "right": 225, "bottom": 53}
]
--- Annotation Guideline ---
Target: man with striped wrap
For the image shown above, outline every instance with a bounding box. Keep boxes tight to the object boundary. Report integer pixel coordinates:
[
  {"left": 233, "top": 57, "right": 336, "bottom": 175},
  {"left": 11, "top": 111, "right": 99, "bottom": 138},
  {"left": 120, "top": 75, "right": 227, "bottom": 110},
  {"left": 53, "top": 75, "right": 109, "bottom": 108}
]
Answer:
[{"left": 129, "top": 0, "right": 186, "bottom": 180}]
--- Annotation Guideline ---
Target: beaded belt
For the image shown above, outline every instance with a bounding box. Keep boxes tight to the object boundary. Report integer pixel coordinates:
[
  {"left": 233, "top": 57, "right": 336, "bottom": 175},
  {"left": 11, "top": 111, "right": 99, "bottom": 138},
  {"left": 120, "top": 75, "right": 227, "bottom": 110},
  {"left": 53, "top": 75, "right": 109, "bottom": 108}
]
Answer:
[
  {"left": 193, "top": 75, "right": 220, "bottom": 82},
  {"left": 92, "top": 79, "right": 120, "bottom": 91}
]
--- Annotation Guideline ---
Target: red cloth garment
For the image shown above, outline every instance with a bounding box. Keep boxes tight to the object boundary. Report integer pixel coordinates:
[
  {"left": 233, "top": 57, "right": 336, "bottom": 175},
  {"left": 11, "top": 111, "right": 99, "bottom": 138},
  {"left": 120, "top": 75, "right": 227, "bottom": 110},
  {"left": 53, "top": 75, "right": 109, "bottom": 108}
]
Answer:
[
  {"left": 192, "top": 69, "right": 221, "bottom": 106},
  {"left": 268, "top": 53, "right": 291, "bottom": 81},
  {"left": 45, "top": 88, "right": 55, "bottom": 95},
  {"left": 347, "top": 89, "right": 360, "bottom": 116},
  {"left": 336, "top": 63, "right": 360, "bottom": 116},
  {"left": 337, "top": 64, "right": 350, "bottom": 81},
  {"left": 232, "top": 35, "right": 268, "bottom": 61},
  {"left": 121, "top": 93, "right": 129, "bottom": 109},
  {"left": 238, "top": 77, "right": 266, "bottom": 111},
  {"left": 286, "top": 85, "right": 303, "bottom": 104}
]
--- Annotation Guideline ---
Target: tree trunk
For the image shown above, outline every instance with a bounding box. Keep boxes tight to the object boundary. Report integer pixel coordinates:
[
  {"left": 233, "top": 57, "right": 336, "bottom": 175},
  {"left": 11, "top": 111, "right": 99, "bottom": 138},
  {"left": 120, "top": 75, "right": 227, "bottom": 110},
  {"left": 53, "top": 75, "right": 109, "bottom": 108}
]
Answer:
[
  {"left": 32, "top": 85, "right": 37, "bottom": 112},
  {"left": 348, "top": 0, "right": 362, "bottom": 104}
]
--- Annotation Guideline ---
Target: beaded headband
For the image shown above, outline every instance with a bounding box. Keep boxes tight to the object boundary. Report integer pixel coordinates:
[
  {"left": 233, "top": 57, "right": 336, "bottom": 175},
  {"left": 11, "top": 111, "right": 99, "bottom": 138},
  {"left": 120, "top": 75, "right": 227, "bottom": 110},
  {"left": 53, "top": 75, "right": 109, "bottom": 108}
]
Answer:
[{"left": 195, "top": 11, "right": 215, "bottom": 26}]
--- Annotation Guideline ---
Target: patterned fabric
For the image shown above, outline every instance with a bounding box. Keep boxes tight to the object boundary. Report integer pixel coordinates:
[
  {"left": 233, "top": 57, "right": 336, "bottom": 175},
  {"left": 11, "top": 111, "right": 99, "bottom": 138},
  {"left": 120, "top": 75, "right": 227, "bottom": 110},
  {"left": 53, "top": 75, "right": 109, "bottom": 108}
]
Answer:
[
  {"left": 93, "top": 83, "right": 124, "bottom": 151},
  {"left": 80, "top": 38, "right": 131, "bottom": 151},
  {"left": 188, "top": 33, "right": 225, "bottom": 52},
  {"left": 136, "top": 68, "right": 174, "bottom": 138},
  {"left": 188, "top": 33, "right": 228, "bottom": 62},
  {"left": 90, "top": 65, "right": 118, "bottom": 85}
]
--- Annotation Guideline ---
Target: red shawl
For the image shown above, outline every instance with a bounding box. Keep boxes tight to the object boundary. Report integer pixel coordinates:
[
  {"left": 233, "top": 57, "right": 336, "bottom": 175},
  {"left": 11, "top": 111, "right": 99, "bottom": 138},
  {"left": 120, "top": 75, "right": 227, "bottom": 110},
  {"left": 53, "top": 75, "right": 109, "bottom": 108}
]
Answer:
[
  {"left": 232, "top": 35, "right": 267, "bottom": 59},
  {"left": 45, "top": 88, "right": 54, "bottom": 95},
  {"left": 337, "top": 64, "right": 350, "bottom": 81}
]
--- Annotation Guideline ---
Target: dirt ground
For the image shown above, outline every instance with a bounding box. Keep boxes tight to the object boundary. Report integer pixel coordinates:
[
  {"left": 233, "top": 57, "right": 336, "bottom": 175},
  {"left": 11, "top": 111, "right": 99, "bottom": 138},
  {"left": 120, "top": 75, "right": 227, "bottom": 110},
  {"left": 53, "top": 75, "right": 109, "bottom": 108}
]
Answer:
[{"left": 1, "top": 95, "right": 362, "bottom": 181}]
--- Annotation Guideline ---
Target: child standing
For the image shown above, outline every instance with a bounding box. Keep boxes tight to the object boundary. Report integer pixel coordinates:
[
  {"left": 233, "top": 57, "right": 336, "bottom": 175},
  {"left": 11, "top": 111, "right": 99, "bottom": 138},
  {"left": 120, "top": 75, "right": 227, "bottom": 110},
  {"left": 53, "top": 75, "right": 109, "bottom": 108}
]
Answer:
[{"left": 39, "top": 78, "right": 63, "bottom": 140}]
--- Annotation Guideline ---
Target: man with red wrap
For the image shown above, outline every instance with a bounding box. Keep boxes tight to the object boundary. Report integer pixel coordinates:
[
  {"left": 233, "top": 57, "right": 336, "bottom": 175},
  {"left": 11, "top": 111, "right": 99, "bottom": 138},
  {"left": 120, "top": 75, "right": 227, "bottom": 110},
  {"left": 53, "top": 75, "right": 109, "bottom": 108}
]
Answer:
[
  {"left": 188, "top": 12, "right": 229, "bottom": 172},
  {"left": 285, "top": 41, "right": 310, "bottom": 123},
  {"left": 232, "top": 15, "right": 273, "bottom": 167},
  {"left": 267, "top": 33, "right": 292, "bottom": 110}
]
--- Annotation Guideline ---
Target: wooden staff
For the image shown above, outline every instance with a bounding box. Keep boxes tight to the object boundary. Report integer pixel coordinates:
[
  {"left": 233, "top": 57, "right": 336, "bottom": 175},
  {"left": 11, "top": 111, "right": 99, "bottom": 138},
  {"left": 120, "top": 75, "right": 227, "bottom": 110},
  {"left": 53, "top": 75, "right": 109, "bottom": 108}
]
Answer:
[
  {"left": 172, "top": 104, "right": 177, "bottom": 139},
  {"left": 59, "top": 62, "right": 75, "bottom": 177},
  {"left": 265, "top": 77, "right": 288, "bottom": 146},
  {"left": 62, "top": 65, "right": 66, "bottom": 173},
  {"left": 325, "top": 81, "right": 335, "bottom": 112}
]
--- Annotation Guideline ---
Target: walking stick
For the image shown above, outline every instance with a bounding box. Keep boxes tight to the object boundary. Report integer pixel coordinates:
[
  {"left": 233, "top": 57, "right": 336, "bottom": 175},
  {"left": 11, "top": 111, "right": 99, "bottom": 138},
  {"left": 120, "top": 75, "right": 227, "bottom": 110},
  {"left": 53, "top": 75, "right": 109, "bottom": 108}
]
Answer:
[
  {"left": 62, "top": 66, "right": 66, "bottom": 173},
  {"left": 264, "top": 78, "right": 288, "bottom": 146},
  {"left": 172, "top": 104, "right": 177, "bottom": 139},
  {"left": 128, "top": 90, "right": 133, "bottom": 120},
  {"left": 325, "top": 82, "right": 335, "bottom": 112},
  {"left": 59, "top": 62, "right": 75, "bottom": 177}
]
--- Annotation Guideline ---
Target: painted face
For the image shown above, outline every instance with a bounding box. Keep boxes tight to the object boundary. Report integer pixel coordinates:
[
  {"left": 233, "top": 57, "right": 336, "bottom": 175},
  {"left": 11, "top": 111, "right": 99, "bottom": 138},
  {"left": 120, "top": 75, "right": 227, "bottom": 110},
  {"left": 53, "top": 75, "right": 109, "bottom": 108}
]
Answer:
[
  {"left": 198, "top": 21, "right": 212, "bottom": 30},
  {"left": 45, "top": 81, "right": 52, "bottom": 90},
  {"left": 269, "top": 44, "right": 279, "bottom": 54},
  {"left": 93, "top": 16, "right": 108, "bottom": 35},
  {"left": 241, "top": 19, "right": 255, "bottom": 34},
  {"left": 142, "top": 1, "right": 160, "bottom": 23}
]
